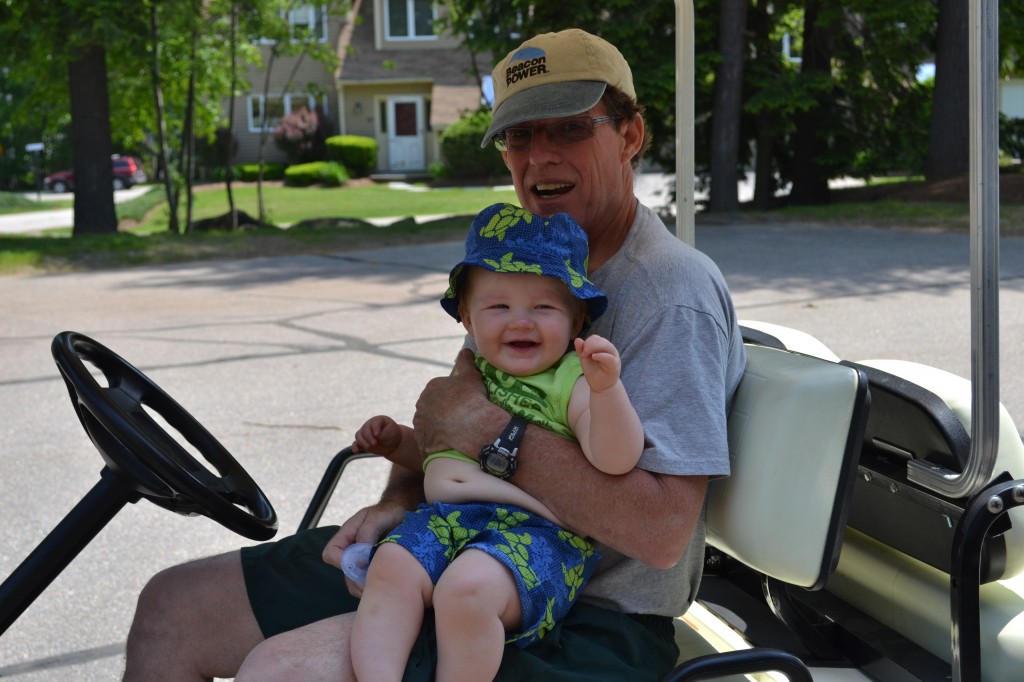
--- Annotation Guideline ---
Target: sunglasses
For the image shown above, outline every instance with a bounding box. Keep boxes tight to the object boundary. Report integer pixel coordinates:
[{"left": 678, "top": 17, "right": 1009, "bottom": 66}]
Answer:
[{"left": 494, "top": 116, "right": 619, "bottom": 152}]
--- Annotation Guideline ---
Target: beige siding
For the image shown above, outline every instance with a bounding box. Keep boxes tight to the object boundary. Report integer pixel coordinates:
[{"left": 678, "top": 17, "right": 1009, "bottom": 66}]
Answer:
[{"left": 230, "top": 9, "right": 347, "bottom": 165}]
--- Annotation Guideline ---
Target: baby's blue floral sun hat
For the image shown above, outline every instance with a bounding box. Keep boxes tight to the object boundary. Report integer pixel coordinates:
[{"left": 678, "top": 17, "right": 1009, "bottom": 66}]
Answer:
[{"left": 441, "top": 203, "right": 608, "bottom": 323}]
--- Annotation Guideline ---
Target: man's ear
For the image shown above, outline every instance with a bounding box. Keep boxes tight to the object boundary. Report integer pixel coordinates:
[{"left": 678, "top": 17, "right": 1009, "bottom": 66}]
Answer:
[{"left": 621, "top": 114, "right": 644, "bottom": 163}]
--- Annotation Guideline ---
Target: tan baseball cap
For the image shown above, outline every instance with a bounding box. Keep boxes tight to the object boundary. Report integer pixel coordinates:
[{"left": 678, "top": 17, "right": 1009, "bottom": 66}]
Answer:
[{"left": 480, "top": 29, "right": 635, "bottom": 148}]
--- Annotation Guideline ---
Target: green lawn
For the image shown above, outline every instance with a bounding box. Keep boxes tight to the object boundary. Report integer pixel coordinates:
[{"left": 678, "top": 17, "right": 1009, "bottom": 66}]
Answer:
[
  {"left": 4, "top": 176, "right": 1022, "bottom": 277},
  {"left": 0, "top": 192, "right": 72, "bottom": 215},
  {"left": 132, "top": 182, "right": 519, "bottom": 232},
  {"left": 0, "top": 182, "right": 520, "bottom": 275}
]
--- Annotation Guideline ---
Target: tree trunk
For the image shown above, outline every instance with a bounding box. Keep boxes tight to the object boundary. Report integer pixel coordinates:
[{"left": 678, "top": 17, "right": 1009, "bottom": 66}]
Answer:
[
  {"left": 789, "top": 0, "right": 832, "bottom": 206},
  {"left": 709, "top": 0, "right": 750, "bottom": 213},
  {"left": 183, "top": 2, "right": 199, "bottom": 232},
  {"left": 752, "top": 119, "right": 776, "bottom": 209},
  {"left": 925, "top": 0, "right": 969, "bottom": 182},
  {"left": 149, "top": 1, "right": 179, "bottom": 234},
  {"left": 68, "top": 44, "right": 117, "bottom": 237},
  {"left": 226, "top": 1, "right": 238, "bottom": 231},
  {"left": 749, "top": 0, "right": 779, "bottom": 210}
]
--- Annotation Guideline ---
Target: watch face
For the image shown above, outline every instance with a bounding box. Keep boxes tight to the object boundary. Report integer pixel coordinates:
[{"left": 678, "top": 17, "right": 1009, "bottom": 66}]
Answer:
[
  {"left": 483, "top": 448, "right": 511, "bottom": 476},
  {"left": 481, "top": 444, "right": 517, "bottom": 478}
]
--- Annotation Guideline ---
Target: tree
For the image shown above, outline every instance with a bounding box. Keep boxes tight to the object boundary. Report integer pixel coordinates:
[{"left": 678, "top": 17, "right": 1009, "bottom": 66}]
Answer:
[
  {"left": 68, "top": 43, "right": 118, "bottom": 235},
  {"left": 708, "top": 0, "right": 750, "bottom": 212},
  {"left": 0, "top": 2, "right": 145, "bottom": 236},
  {"left": 925, "top": 0, "right": 968, "bottom": 182},
  {"left": 787, "top": 0, "right": 834, "bottom": 205}
]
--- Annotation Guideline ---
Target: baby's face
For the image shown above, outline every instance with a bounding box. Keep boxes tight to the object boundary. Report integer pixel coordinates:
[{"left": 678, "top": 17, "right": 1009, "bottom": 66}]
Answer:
[{"left": 459, "top": 268, "right": 583, "bottom": 377}]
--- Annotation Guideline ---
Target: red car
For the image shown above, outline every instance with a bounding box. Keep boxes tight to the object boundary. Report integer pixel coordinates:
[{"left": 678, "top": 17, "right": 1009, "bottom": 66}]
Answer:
[{"left": 44, "top": 155, "right": 148, "bottom": 193}]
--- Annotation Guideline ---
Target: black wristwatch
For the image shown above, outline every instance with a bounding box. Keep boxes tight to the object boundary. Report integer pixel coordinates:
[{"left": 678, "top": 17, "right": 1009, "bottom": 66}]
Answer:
[{"left": 479, "top": 416, "right": 528, "bottom": 479}]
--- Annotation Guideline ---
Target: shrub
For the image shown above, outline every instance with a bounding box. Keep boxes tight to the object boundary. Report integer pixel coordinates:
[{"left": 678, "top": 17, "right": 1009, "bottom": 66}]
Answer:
[
  {"left": 234, "top": 163, "right": 286, "bottom": 182},
  {"left": 1001, "top": 114, "right": 1024, "bottom": 162},
  {"left": 273, "top": 108, "right": 334, "bottom": 163},
  {"left": 325, "top": 135, "right": 378, "bottom": 177},
  {"left": 284, "top": 161, "right": 349, "bottom": 187},
  {"left": 438, "top": 109, "right": 509, "bottom": 180}
]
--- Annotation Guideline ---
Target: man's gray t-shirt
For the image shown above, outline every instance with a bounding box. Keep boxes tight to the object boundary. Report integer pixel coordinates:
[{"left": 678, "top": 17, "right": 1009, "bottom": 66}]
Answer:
[{"left": 579, "top": 201, "right": 745, "bottom": 617}]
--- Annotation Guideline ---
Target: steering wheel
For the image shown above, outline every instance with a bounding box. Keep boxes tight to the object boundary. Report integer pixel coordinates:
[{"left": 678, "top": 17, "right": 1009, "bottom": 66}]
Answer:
[{"left": 51, "top": 331, "right": 278, "bottom": 541}]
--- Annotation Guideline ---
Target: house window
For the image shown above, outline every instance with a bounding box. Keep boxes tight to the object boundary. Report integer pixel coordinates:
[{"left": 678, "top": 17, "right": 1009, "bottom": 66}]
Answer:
[
  {"left": 258, "top": 4, "right": 328, "bottom": 43},
  {"left": 289, "top": 4, "right": 328, "bottom": 42},
  {"left": 248, "top": 94, "right": 328, "bottom": 132},
  {"left": 386, "top": 0, "right": 436, "bottom": 40}
]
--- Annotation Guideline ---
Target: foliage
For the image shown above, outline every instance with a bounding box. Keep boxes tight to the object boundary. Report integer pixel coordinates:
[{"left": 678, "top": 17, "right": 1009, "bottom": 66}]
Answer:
[
  {"left": 234, "top": 163, "right": 286, "bottom": 182},
  {"left": 1002, "top": 115, "right": 1024, "bottom": 162},
  {"left": 442, "top": 0, "right": 712, "bottom": 171},
  {"left": 273, "top": 108, "right": 334, "bottom": 163},
  {"left": 283, "top": 161, "right": 349, "bottom": 187},
  {"left": 325, "top": 135, "right": 379, "bottom": 177},
  {"left": 438, "top": 109, "right": 509, "bottom": 180}
]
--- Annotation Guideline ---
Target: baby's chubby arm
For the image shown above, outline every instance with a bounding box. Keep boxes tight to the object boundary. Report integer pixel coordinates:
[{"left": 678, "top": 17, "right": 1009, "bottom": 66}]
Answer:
[
  {"left": 569, "top": 335, "right": 645, "bottom": 475},
  {"left": 352, "top": 415, "right": 422, "bottom": 473}
]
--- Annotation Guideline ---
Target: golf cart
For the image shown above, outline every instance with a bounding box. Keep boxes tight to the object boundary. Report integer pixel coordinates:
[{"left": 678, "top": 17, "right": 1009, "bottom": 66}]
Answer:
[{"left": 0, "top": 2, "right": 1018, "bottom": 681}]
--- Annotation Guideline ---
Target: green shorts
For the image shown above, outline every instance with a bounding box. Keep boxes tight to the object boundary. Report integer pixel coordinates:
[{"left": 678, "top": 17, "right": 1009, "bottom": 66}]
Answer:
[{"left": 241, "top": 525, "right": 679, "bottom": 681}]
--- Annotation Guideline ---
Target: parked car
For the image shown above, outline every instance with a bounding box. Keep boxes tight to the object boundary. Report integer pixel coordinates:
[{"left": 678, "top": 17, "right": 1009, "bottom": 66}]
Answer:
[{"left": 43, "top": 155, "right": 148, "bottom": 193}]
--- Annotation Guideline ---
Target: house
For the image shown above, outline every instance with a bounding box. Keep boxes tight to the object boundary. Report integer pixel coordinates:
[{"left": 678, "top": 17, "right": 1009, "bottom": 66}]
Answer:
[{"left": 229, "top": 1, "right": 487, "bottom": 175}]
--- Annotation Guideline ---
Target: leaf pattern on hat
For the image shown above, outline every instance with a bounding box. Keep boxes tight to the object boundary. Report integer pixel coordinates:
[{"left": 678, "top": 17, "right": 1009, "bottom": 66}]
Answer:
[
  {"left": 480, "top": 204, "right": 533, "bottom": 241},
  {"left": 565, "top": 259, "right": 586, "bottom": 289},
  {"left": 485, "top": 251, "right": 543, "bottom": 275}
]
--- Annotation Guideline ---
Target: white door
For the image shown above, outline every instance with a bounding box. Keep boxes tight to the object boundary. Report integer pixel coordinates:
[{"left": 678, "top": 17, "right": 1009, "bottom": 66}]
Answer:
[{"left": 386, "top": 96, "right": 425, "bottom": 171}]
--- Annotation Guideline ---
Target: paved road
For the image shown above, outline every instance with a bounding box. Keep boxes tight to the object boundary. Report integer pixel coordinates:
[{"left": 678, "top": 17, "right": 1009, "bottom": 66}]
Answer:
[{"left": 1, "top": 221, "right": 1023, "bottom": 679}]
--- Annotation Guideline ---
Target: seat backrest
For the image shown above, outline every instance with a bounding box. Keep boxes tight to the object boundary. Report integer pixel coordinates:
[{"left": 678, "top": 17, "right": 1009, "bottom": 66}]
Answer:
[{"left": 706, "top": 344, "right": 869, "bottom": 590}]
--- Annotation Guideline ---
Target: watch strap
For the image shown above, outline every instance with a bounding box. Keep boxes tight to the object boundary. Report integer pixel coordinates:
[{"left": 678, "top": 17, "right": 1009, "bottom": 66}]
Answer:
[{"left": 498, "top": 415, "right": 528, "bottom": 450}]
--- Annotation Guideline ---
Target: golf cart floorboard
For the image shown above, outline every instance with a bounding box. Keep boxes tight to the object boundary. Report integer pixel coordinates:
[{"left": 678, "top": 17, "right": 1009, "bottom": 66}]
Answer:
[{"left": 697, "top": 558, "right": 950, "bottom": 681}]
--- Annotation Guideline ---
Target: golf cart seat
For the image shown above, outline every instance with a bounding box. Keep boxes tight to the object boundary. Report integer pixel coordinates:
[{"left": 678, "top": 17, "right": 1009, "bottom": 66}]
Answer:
[
  {"left": 824, "top": 358, "right": 1024, "bottom": 680},
  {"left": 667, "top": 344, "right": 870, "bottom": 680},
  {"left": 739, "top": 320, "right": 839, "bottom": 363}
]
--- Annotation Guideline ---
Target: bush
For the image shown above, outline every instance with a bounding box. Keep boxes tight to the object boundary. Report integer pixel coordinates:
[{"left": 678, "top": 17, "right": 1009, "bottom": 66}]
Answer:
[
  {"left": 284, "top": 161, "right": 349, "bottom": 187},
  {"left": 273, "top": 108, "right": 334, "bottom": 163},
  {"left": 234, "top": 163, "right": 286, "bottom": 182},
  {"left": 325, "top": 135, "right": 378, "bottom": 177},
  {"left": 1001, "top": 114, "right": 1024, "bottom": 162},
  {"left": 438, "top": 109, "right": 509, "bottom": 180}
]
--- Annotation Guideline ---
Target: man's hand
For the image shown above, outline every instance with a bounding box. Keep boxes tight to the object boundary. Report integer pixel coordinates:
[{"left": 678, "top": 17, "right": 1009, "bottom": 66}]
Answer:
[
  {"left": 574, "top": 334, "right": 622, "bottom": 393},
  {"left": 321, "top": 500, "right": 407, "bottom": 597},
  {"left": 412, "top": 348, "right": 492, "bottom": 457}
]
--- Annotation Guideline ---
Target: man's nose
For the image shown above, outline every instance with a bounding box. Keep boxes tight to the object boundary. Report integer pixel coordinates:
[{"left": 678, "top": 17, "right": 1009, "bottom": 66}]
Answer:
[{"left": 528, "top": 130, "right": 561, "bottom": 164}]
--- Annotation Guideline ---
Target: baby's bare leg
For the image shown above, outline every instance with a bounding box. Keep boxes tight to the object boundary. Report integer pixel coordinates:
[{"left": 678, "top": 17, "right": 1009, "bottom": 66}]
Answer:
[
  {"left": 433, "top": 549, "right": 521, "bottom": 682},
  {"left": 350, "top": 543, "right": 434, "bottom": 682}
]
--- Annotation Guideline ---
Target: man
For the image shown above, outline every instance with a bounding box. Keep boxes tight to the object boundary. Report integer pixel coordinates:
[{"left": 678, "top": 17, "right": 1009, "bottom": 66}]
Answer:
[{"left": 123, "top": 28, "right": 745, "bottom": 681}]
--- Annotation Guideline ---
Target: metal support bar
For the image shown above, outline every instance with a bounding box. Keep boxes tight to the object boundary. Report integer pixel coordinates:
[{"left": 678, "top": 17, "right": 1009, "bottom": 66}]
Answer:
[
  {"left": 908, "top": 0, "right": 1000, "bottom": 499},
  {"left": 950, "top": 479, "right": 1024, "bottom": 682},
  {"left": 674, "top": 0, "right": 695, "bottom": 245},
  {"left": 297, "top": 447, "right": 374, "bottom": 532}
]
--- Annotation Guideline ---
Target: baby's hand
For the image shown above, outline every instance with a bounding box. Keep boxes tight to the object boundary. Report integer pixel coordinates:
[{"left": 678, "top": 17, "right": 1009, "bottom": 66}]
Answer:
[
  {"left": 574, "top": 335, "right": 621, "bottom": 393},
  {"left": 352, "top": 415, "right": 403, "bottom": 456}
]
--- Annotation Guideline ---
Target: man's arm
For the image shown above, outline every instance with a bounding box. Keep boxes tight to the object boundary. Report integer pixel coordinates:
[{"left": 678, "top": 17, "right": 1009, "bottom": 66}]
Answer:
[{"left": 413, "top": 349, "right": 705, "bottom": 570}]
